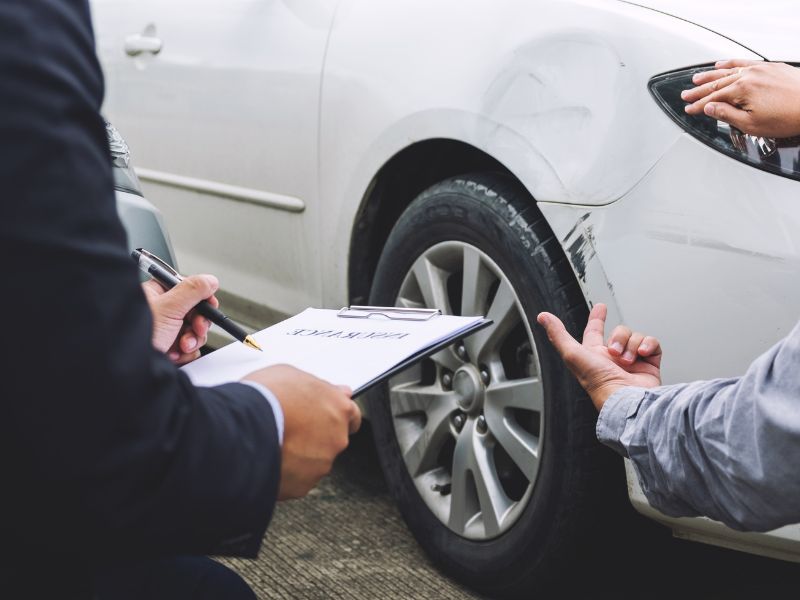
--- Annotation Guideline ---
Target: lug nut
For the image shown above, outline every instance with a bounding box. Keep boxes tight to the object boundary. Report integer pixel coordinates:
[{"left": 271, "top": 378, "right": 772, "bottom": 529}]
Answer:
[
  {"left": 477, "top": 415, "right": 488, "bottom": 434},
  {"left": 453, "top": 413, "right": 465, "bottom": 432},
  {"left": 442, "top": 371, "right": 453, "bottom": 390},
  {"left": 431, "top": 482, "right": 452, "bottom": 496},
  {"left": 456, "top": 344, "right": 467, "bottom": 360},
  {"left": 479, "top": 366, "right": 490, "bottom": 385}
]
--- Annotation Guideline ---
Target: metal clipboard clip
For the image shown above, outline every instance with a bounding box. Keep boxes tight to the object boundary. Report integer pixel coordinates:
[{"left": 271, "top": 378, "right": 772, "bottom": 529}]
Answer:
[{"left": 337, "top": 305, "right": 442, "bottom": 322}]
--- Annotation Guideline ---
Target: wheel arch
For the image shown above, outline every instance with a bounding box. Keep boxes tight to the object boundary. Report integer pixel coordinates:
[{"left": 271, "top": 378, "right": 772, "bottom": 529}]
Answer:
[
  {"left": 348, "top": 139, "right": 515, "bottom": 306},
  {"left": 346, "top": 138, "right": 621, "bottom": 323}
]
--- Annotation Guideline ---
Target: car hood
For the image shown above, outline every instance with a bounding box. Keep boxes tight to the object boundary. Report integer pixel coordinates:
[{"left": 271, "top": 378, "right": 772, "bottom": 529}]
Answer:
[{"left": 621, "top": 0, "right": 799, "bottom": 61}]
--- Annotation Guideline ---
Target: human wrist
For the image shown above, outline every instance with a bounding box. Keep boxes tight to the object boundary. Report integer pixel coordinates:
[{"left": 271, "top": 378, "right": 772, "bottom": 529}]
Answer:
[{"left": 587, "top": 382, "right": 624, "bottom": 412}]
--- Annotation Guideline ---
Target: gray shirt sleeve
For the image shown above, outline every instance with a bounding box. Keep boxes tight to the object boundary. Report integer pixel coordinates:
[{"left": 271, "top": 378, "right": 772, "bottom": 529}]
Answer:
[{"left": 596, "top": 319, "right": 800, "bottom": 532}]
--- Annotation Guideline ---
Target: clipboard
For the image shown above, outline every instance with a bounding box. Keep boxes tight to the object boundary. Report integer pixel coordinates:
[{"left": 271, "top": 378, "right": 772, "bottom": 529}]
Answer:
[
  {"left": 337, "top": 305, "right": 441, "bottom": 322},
  {"left": 182, "top": 306, "right": 493, "bottom": 398},
  {"left": 335, "top": 306, "right": 492, "bottom": 396}
]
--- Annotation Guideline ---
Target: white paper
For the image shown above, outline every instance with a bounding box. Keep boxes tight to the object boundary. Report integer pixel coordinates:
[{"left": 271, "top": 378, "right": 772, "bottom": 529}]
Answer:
[{"left": 181, "top": 308, "right": 485, "bottom": 393}]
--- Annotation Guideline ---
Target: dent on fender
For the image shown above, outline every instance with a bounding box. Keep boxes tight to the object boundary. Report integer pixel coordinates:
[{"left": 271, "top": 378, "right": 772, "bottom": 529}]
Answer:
[{"left": 479, "top": 32, "right": 659, "bottom": 205}]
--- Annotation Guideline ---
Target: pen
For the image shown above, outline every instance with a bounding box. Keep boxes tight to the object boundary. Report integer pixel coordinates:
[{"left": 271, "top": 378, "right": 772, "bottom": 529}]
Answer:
[{"left": 132, "top": 248, "right": 262, "bottom": 352}]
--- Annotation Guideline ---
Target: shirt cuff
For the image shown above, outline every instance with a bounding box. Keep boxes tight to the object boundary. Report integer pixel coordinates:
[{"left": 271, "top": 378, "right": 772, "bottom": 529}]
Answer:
[
  {"left": 595, "top": 386, "right": 648, "bottom": 457},
  {"left": 240, "top": 381, "right": 284, "bottom": 446}
]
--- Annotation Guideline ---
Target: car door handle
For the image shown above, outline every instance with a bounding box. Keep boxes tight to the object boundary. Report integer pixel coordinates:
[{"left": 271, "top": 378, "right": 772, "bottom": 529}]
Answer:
[{"left": 124, "top": 33, "right": 163, "bottom": 57}]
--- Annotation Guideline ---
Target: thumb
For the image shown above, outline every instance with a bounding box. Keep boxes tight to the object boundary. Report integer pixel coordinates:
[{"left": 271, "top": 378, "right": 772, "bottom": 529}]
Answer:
[
  {"left": 536, "top": 312, "right": 584, "bottom": 368},
  {"left": 160, "top": 274, "right": 219, "bottom": 318},
  {"left": 704, "top": 102, "right": 751, "bottom": 132}
]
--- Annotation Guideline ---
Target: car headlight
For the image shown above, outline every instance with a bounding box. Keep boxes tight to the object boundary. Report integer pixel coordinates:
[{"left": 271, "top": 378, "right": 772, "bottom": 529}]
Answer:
[
  {"left": 105, "top": 120, "right": 143, "bottom": 196},
  {"left": 649, "top": 66, "right": 800, "bottom": 181}
]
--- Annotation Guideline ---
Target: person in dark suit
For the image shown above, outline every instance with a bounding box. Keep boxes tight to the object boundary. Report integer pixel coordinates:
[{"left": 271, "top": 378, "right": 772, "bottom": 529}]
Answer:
[{"left": 0, "top": 1, "right": 360, "bottom": 598}]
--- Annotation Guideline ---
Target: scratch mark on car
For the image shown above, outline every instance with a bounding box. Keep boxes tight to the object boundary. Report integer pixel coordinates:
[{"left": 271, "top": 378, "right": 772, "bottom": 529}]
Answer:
[
  {"left": 562, "top": 212, "right": 591, "bottom": 243},
  {"left": 567, "top": 225, "right": 596, "bottom": 283}
]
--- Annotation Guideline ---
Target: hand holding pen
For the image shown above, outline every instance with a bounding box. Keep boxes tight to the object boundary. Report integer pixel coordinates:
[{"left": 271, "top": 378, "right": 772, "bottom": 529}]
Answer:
[
  {"left": 134, "top": 249, "right": 262, "bottom": 362},
  {"left": 141, "top": 271, "right": 221, "bottom": 364}
]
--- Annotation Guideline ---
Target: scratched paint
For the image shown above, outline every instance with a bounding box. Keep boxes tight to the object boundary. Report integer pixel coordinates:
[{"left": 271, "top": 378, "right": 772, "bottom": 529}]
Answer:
[{"left": 562, "top": 212, "right": 596, "bottom": 283}]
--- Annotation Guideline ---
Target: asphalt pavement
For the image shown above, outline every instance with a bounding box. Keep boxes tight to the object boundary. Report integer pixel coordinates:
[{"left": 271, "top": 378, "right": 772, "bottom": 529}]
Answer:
[{"left": 222, "top": 426, "right": 799, "bottom": 600}]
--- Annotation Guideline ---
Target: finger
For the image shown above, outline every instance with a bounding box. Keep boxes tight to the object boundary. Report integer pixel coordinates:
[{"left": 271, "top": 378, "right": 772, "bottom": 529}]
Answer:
[
  {"left": 638, "top": 336, "right": 662, "bottom": 368},
  {"left": 682, "top": 71, "right": 739, "bottom": 103},
  {"left": 581, "top": 303, "right": 608, "bottom": 348},
  {"left": 159, "top": 274, "right": 220, "bottom": 319},
  {"left": 621, "top": 332, "right": 645, "bottom": 365},
  {"left": 338, "top": 385, "right": 353, "bottom": 398},
  {"left": 607, "top": 325, "right": 632, "bottom": 357},
  {"left": 714, "top": 58, "right": 760, "bottom": 69},
  {"left": 681, "top": 73, "right": 740, "bottom": 109},
  {"left": 180, "top": 329, "right": 202, "bottom": 354},
  {"left": 537, "top": 312, "right": 584, "bottom": 367},
  {"left": 690, "top": 67, "right": 736, "bottom": 87},
  {"left": 703, "top": 102, "right": 752, "bottom": 132},
  {"left": 685, "top": 79, "right": 743, "bottom": 115},
  {"left": 174, "top": 350, "right": 202, "bottom": 366},
  {"left": 189, "top": 311, "right": 211, "bottom": 338},
  {"left": 347, "top": 400, "right": 362, "bottom": 434}
]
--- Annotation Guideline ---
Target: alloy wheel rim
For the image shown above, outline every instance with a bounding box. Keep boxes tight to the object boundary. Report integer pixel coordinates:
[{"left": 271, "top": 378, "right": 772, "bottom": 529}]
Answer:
[{"left": 390, "top": 241, "right": 544, "bottom": 540}]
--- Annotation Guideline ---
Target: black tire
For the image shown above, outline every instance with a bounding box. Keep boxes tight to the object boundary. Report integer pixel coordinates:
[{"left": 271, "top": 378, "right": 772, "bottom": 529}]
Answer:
[{"left": 368, "top": 173, "right": 613, "bottom": 597}]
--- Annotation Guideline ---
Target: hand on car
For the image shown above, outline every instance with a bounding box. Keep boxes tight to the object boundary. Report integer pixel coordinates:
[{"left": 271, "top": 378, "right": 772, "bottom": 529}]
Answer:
[
  {"left": 243, "top": 364, "right": 362, "bottom": 500},
  {"left": 142, "top": 274, "right": 220, "bottom": 365},
  {"left": 682, "top": 59, "right": 800, "bottom": 138},
  {"left": 536, "top": 304, "right": 662, "bottom": 411}
]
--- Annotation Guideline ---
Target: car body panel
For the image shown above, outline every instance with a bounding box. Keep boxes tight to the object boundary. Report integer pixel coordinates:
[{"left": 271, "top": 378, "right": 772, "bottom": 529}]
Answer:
[
  {"left": 539, "top": 133, "right": 800, "bottom": 383},
  {"left": 318, "top": 0, "right": 760, "bottom": 306},
  {"left": 93, "top": 0, "right": 337, "bottom": 319},
  {"left": 93, "top": 0, "right": 800, "bottom": 562},
  {"left": 626, "top": 461, "right": 800, "bottom": 561},
  {"left": 623, "top": 0, "right": 797, "bottom": 60}
]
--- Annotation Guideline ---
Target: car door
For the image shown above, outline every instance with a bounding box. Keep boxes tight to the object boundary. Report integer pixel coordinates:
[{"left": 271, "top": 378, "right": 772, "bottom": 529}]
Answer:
[{"left": 93, "top": 0, "right": 339, "bottom": 325}]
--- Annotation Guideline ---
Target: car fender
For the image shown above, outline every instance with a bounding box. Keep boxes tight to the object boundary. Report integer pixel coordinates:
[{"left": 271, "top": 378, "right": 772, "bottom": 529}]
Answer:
[{"left": 320, "top": 0, "right": 759, "bottom": 307}]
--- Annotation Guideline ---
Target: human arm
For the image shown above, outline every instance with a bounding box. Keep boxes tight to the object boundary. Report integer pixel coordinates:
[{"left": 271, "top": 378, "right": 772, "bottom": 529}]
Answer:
[
  {"left": 682, "top": 59, "right": 800, "bottom": 137},
  {"left": 0, "top": 0, "right": 354, "bottom": 560},
  {"left": 538, "top": 306, "right": 800, "bottom": 531}
]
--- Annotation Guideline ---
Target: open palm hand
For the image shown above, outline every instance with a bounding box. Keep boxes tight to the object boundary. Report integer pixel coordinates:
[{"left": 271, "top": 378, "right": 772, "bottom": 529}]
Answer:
[{"left": 537, "top": 304, "right": 662, "bottom": 411}]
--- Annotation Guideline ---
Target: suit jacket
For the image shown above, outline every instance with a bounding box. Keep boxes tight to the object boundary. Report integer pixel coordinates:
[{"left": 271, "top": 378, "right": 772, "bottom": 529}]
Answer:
[{"left": 0, "top": 0, "right": 280, "bottom": 595}]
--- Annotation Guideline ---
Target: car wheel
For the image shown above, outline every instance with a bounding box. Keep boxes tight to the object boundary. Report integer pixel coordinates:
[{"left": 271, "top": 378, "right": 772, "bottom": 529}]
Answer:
[{"left": 368, "top": 173, "right": 609, "bottom": 596}]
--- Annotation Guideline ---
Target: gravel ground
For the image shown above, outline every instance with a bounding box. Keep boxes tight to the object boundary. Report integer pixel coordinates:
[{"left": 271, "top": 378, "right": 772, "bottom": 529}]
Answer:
[
  {"left": 222, "top": 427, "right": 483, "bottom": 600},
  {"left": 222, "top": 426, "right": 799, "bottom": 600}
]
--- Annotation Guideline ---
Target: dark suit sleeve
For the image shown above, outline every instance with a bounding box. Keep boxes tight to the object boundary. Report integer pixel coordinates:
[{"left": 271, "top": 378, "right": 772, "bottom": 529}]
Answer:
[{"left": 0, "top": 0, "right": 279, "bottom": 559}]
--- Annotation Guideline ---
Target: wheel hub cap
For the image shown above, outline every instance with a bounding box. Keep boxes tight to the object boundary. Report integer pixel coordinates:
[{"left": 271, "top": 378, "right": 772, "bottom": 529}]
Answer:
[
  {"left": 389, "top": 241, "right": 544, "bottom": 541},
  {"left": 453, "top": 365, "right": 485, "bottom": 414}
]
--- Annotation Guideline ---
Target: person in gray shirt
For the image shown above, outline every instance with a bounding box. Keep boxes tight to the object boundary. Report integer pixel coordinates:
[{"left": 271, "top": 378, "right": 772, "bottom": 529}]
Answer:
[
  {"left": 536, "top": 58, "right": 800, "bottom": 532},
  {"left": 538, "top": 303, "right": 799, "bottom": 532}
]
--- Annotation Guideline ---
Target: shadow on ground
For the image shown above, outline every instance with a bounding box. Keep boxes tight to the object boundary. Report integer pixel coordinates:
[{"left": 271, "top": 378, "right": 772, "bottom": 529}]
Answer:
[{"left": 225, "top": 426, "right": 798, "bottom": 599}]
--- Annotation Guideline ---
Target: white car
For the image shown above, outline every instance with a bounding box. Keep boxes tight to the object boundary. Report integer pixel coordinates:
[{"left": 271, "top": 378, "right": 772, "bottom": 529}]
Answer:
[{"left": 92, "top": 0, "right": 800, "bottom": 595}]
